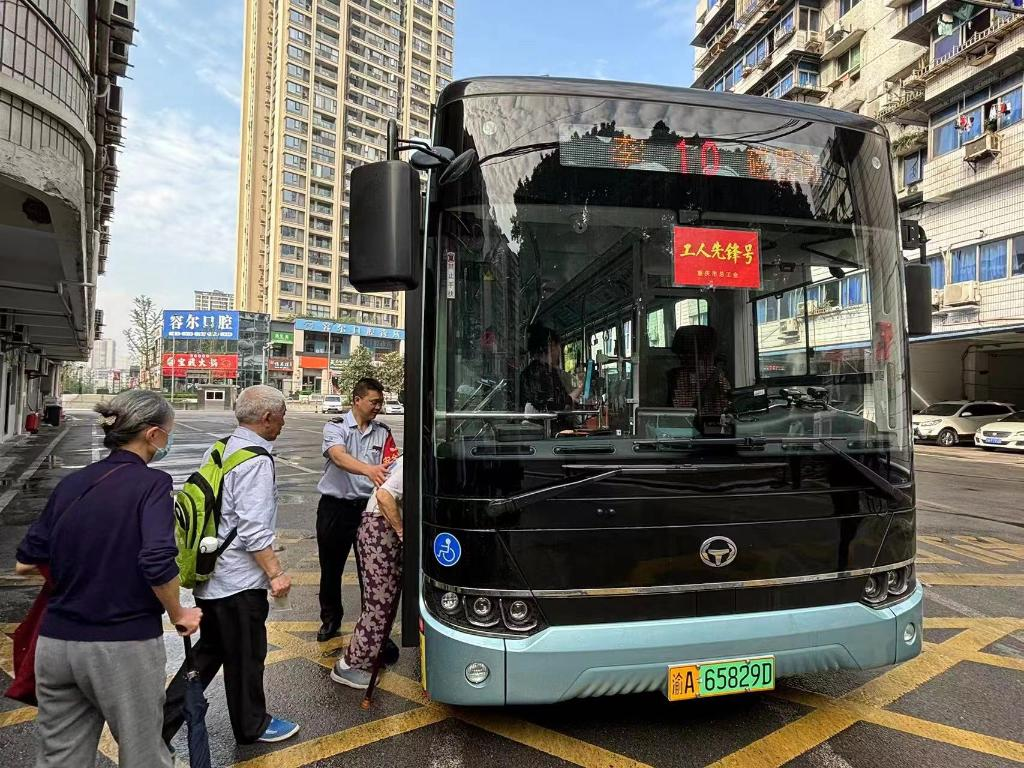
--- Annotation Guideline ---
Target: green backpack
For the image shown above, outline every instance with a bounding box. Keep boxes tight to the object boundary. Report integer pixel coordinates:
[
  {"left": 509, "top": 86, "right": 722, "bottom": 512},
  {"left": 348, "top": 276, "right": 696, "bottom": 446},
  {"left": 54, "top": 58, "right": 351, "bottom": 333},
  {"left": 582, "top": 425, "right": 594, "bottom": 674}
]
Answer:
[{"left": 174, "top": 437, "right": 271, "bottom": 589}]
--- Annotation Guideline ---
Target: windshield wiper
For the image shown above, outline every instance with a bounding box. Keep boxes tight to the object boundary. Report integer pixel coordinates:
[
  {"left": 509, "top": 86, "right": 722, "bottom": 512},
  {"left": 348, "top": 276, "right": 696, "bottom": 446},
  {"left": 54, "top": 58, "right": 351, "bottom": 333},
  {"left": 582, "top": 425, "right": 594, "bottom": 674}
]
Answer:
[
  {"left": 768, "top": 437, "right": 911, "bottom": 506},
  {"left": 632, "top": 436, "right": 768, "bottom": 451},
  {"left": 488, "top": 461, "right": 783, "bottom": 513}
]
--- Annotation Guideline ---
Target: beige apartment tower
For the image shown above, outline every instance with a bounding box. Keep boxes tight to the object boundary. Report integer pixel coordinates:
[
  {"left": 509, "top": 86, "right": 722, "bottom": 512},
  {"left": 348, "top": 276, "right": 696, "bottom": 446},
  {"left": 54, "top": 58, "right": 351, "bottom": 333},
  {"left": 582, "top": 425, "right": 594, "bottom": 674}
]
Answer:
[{"left": 236, "top": 0, "right": 454, "bottom": 380}]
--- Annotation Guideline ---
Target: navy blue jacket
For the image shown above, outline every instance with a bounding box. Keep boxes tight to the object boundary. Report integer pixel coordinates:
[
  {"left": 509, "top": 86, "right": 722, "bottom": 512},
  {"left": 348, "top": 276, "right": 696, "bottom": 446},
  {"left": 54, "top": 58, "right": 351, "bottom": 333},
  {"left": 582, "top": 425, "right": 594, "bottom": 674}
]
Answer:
[{"left": 16, "top": 450, "right": 179, "bottom": 642}]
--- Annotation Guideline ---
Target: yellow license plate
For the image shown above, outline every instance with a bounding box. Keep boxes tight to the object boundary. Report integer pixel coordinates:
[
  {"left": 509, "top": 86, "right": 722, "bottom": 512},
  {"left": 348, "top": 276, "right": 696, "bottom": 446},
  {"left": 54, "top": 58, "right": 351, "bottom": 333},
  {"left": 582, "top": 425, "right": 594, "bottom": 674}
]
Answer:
[{"left": 667, "top": 656, "right": 775, "bottom": 701}]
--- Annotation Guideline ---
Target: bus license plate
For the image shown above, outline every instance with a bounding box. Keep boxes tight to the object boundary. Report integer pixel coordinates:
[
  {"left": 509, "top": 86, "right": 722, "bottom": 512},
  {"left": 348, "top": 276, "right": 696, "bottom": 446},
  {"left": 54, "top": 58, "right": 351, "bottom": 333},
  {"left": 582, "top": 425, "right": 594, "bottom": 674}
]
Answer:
[{"left": 667, "top": 656, "right": 774, "bottom": 701}]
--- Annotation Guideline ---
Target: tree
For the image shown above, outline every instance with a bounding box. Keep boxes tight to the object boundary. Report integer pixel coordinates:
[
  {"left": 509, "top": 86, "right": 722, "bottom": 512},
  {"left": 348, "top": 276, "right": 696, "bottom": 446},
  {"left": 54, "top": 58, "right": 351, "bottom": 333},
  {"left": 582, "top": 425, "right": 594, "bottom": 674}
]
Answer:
[
  {"left": 123, "top": 295, "right": 161, "bottom": 388},
  {"left": 377, "top": 351, "right": 405, "bottom": 399},
  {"left": 334, "top": 345, "right": 376, "bottom": 399}
]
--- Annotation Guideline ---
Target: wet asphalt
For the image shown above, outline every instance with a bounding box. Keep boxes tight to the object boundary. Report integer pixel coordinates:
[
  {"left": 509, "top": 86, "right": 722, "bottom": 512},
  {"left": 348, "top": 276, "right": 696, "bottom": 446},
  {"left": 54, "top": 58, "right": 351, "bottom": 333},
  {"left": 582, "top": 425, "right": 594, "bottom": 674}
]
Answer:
[{"left": 0, "top": 410, "right": 1021, "bottom": 768}]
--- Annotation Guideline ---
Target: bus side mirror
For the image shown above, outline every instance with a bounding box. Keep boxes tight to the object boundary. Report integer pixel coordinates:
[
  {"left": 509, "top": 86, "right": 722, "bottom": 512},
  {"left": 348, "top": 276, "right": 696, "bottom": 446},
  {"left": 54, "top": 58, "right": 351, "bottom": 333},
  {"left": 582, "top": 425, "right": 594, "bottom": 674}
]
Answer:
[
  {"left": 904, "top": 261, "right": 932, "bottom": 337},
  {"left": 350, "top": 161, "right": 421, "bottom": 292}
]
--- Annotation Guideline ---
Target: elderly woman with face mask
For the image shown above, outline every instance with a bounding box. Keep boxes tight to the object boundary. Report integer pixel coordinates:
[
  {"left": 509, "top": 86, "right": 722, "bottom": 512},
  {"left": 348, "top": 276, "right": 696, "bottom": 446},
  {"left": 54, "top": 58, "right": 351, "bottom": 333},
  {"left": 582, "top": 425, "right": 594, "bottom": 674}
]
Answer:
[{"left": 14, "top": 389, "right": 201, "bottom": 768}]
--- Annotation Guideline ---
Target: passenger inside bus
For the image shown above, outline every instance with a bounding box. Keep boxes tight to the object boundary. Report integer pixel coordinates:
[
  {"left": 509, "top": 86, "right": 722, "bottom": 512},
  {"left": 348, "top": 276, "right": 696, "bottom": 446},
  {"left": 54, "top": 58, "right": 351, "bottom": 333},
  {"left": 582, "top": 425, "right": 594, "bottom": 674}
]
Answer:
[
  {"left": 519, "top": 324, "right": 581, "bottom": 427},
  {"left": 666, "top": 325, "right": 731, "bottom": 416}
]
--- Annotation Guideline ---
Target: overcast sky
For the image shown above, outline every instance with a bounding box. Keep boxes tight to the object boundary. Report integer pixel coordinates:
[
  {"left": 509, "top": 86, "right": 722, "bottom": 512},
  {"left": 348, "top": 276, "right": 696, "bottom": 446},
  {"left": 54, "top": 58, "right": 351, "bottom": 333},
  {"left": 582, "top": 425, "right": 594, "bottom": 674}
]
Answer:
[{"left": 99, "top": 0, "right": 697, "bottom": 365}]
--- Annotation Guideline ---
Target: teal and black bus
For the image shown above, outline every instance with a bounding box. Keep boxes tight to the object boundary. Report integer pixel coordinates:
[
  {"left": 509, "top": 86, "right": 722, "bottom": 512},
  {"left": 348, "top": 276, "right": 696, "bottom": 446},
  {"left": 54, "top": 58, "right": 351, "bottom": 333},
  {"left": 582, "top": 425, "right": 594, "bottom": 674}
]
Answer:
[{"left": 350, "top": 77, "right": 933, "bottom": 706}]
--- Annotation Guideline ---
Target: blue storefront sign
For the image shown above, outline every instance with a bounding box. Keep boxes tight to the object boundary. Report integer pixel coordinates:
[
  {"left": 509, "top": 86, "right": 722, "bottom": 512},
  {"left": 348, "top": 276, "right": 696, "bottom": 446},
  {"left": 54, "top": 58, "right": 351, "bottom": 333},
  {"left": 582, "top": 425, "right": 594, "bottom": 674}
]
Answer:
[
  {"left": 293, "top": 318, "right": 405, "bottom": 340},
  {"left": 162, "top": 310, "right": 240, "bottom": 340}
]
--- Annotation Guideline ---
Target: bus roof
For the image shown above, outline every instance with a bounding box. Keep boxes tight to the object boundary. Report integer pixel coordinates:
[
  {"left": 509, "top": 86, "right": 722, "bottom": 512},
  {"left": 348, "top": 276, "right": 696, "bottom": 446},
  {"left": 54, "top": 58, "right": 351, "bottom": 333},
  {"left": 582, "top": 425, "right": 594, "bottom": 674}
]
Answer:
[{"left": 437, "top": 76, "right": 886, "bottom": 137}]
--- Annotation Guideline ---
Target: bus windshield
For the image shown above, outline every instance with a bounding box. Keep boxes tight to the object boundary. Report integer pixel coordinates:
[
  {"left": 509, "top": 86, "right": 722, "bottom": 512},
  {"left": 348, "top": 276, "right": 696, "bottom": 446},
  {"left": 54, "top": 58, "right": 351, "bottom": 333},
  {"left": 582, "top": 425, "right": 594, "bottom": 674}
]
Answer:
[{"left": 431, "top": 94, "right": 910, "bottom": 476}]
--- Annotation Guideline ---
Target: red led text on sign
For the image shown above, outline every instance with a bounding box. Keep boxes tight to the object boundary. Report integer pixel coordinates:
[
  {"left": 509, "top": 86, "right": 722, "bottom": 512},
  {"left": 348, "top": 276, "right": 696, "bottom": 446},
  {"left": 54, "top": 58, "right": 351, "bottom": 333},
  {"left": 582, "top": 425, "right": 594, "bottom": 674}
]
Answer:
[{"left": 673, "top": 227, "right": 762, "bottom": 290}]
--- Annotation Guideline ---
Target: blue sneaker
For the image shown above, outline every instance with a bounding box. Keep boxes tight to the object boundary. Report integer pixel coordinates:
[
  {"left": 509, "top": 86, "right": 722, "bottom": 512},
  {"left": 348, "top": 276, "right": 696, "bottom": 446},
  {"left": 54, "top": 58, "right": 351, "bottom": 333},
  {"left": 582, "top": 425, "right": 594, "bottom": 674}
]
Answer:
[{"left": 257, "top": 716, "right": 300, "bottom": 743}]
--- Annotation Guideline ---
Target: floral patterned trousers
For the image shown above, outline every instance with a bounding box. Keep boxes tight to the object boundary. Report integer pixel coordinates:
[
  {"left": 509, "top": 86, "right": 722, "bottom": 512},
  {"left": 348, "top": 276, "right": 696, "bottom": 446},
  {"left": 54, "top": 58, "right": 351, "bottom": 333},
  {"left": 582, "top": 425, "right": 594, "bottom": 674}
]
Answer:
[{"left": 343, "top": 514, "right": 402, "bottom": 670}]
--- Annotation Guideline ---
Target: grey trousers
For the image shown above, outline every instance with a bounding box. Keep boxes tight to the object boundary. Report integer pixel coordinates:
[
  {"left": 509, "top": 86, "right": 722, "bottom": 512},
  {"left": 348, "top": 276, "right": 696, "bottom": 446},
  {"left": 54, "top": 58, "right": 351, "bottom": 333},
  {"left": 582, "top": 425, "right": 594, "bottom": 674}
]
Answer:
[{"left": 34, "top": 635, "right": 172, "bottom": 768}]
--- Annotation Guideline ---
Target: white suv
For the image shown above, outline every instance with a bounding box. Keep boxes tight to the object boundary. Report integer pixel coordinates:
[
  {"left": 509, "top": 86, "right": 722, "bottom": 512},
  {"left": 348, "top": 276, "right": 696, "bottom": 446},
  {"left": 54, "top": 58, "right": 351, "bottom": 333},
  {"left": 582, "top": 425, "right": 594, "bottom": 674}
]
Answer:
[
  {"left": 320, "top": 395, "right": 344, "bottom": 414},
  {"left": 913, "top": 400, "right": 1016, "bottom": 447}
]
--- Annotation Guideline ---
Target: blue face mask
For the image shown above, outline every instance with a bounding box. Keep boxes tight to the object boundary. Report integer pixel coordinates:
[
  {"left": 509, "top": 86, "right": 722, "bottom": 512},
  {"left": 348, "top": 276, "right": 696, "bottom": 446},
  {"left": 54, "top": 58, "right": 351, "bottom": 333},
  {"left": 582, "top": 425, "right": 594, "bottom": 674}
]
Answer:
[{"left": 152, "top": 428, "right": 174, "bottom": 462}]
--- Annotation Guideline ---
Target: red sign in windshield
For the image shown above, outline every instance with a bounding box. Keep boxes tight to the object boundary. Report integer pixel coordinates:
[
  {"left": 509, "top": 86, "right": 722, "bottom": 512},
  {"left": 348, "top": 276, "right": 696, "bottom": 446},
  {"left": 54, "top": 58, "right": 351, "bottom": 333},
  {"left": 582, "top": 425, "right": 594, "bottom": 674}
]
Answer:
[{"left": 672, "top": 226, "right": 762, "bottom": 290}]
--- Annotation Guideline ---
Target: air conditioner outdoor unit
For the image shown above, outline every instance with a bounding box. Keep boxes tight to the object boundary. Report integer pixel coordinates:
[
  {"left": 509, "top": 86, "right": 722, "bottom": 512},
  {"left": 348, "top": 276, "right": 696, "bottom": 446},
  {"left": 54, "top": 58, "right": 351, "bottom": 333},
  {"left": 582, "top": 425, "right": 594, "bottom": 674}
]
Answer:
[
  {"left": 825, "top": 23, "right": 847, "bottom": 43},
  {"left": 775, "top": 27, "right": 795, "bottom": 45},
  {"left": 779, "top": 318, "right": 801, "bottom": 336},
  {"left": 110, "top": 38, "right": 129, "bottom": 63},
  {"left": 931, "top": 289, "right": 944, "bottom": 309},
  {"left": 944, "top": 281, "right": 981, "bottom": 306},
  {"left": 963, "top": 132, "right": 1001, "bottom": 162},
  {"left": 24, "top": 353, "right": 42, "bottom": 372}
]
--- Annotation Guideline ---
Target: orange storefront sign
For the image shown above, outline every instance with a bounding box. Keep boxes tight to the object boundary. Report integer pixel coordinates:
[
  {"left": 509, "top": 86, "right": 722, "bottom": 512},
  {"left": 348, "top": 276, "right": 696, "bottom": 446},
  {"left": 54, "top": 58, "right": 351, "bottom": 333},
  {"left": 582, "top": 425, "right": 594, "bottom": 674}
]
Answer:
[
  {"left": 298, "top": 356, "right": 328, "bottom": 370},
  {"left": 673, "top": 226, "right": 762, "bottom": 290}
]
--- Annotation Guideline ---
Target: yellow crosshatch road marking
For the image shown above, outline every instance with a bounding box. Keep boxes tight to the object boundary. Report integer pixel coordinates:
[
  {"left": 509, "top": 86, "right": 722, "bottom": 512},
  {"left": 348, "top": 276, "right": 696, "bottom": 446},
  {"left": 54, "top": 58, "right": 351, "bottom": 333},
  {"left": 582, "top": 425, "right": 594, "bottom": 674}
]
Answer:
[
  {"left": 920, "top": 572, "right": 1024, "bottom": 587},
  {"left": 915, "top": 548, "right": 960, "bottom": 565},
  {"left": 5, "top": 614, "right": 1024, "bottom": 766},
  {"left": 919, "top": 535, "right": 1022, "bottom": 565}
]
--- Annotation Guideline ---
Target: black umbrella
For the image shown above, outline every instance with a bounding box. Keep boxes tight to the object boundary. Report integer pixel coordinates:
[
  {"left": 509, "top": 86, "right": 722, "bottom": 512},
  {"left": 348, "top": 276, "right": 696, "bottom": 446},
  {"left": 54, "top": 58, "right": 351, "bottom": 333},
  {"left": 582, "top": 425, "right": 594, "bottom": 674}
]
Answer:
[{"left": 181, "top": 636, "right": 212, "bottom": 768}]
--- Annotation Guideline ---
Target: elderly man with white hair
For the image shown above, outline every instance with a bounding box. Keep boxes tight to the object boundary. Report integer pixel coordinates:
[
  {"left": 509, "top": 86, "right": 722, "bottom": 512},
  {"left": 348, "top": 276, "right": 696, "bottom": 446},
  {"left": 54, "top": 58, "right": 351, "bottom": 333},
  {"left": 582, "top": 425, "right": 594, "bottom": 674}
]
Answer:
[{"left": 162, "top": 385, "right": 300, "bottom": 746}]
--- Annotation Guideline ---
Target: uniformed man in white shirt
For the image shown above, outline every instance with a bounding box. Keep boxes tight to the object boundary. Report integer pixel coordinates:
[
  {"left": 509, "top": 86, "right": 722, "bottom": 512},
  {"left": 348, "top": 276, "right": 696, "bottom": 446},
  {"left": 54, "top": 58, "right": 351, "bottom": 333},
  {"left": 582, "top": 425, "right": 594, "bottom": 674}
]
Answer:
[{"left": 315, "top": 377, "right": 394, "bottom": 643}]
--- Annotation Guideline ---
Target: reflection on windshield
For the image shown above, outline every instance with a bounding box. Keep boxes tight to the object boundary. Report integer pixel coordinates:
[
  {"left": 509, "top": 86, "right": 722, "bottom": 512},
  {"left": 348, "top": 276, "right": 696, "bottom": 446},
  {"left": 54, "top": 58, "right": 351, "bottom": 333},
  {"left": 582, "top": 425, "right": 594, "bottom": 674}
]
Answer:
[
  {"left": 432, "top": 94, "right": 910, "bottom": 466},
  {"left": 919, "top": 404, "right": 960, "bottom": 416}
]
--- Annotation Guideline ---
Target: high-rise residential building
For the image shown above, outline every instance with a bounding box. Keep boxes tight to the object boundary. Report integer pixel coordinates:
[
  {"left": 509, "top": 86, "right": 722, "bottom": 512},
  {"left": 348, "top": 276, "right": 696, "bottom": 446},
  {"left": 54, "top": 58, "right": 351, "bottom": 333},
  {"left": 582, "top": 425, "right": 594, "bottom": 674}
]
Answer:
[
  {"left": 0, "top": 0, "right": 134, "bottom": 442},
  {"left": 90, "top": 339, "right": 118, "bottom": 371},
  {"left": 194, "top": 289, "right": 235, "bottom": 311},
  {"left": 236, "top": 0, "right": 454, "bottom": 392},
  {"left": 691, "top": 0, "right": 1024, "bottom": 406}
]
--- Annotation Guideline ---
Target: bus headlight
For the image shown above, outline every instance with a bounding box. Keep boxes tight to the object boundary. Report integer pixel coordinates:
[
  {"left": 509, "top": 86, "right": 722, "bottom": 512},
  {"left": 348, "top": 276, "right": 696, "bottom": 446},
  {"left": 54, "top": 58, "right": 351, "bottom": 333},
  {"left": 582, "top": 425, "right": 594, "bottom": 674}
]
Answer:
[
  {"left": 425, "top": 583, "right": 545, "bottom": 636},
  {"left": 501, "top": 598, "right": 538, "bottom": 632},
  {"left": 861, "top": 564, "right": 915, "bottom": 607},
  {"left": 440, "top": 591, "right": 460, "bottom": 614}
]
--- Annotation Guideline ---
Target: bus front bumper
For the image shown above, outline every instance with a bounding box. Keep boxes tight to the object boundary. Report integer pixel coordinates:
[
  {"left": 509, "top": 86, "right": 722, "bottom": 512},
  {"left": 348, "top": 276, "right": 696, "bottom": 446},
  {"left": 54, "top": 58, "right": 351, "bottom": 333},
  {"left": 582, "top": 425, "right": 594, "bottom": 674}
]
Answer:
[{"left": 419, "top": 584, "right": 923, "bottom": 705}]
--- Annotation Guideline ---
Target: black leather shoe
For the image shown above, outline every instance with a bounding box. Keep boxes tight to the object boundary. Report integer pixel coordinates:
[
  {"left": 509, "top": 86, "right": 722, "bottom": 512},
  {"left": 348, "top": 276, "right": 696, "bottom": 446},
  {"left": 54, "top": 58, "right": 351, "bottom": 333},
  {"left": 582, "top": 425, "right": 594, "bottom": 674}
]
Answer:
[
  {"left": 382, "top": 638, "right": 400, "bottom": 666},
  {"left": 317, "top": 621, "right": 341, "bottom": 642}
]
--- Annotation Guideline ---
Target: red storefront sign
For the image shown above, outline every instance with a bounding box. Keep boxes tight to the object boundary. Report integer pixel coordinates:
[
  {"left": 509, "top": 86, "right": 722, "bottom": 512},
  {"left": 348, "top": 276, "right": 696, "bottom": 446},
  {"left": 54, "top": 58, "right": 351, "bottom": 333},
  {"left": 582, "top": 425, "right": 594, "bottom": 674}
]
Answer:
[
  {"left": 673, "top": 226, "right": 762, "bottom": 290},
  {"left": 162, "top": 353, "right": 239, "bottom": 378}
]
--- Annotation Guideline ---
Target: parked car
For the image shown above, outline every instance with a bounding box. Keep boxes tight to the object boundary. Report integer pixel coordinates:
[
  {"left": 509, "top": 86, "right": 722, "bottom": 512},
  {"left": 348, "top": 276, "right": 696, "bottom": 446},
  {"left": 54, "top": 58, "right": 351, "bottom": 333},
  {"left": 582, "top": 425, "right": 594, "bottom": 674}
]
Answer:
[
  {"left": 912, "top": 400, "right": 1016, "bottom": 447},
  {"left": 974, "top": 411, "right": 1024, "bottom": 452},
  {"left": 320, "top": 394, "right": 344, "bottom": 414},
  {"left": 383, "top": 400, "right": 404, "bottom": 415}
]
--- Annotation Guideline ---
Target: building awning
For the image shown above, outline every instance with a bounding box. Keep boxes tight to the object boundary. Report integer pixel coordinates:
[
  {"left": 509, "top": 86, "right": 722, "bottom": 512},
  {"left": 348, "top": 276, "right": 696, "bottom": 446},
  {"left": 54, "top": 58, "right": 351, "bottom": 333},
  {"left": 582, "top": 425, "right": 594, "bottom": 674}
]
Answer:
[
  {"left": 910, "top": 324, "right": 1024, "bottom": 344},
  {"left": 821, "top": 28, "right": 866, "bottom": 62}
]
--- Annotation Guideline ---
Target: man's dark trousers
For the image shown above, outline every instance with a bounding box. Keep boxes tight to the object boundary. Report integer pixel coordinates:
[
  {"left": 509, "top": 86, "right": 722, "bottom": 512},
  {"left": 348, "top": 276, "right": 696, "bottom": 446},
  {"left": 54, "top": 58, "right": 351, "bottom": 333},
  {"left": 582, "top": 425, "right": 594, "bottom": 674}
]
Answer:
[
  {"left": 316, "top": 494, "right": 367, "bottom": 625},
  {"left": 162, "top": 589, "right": 271, "bottom": 745}
]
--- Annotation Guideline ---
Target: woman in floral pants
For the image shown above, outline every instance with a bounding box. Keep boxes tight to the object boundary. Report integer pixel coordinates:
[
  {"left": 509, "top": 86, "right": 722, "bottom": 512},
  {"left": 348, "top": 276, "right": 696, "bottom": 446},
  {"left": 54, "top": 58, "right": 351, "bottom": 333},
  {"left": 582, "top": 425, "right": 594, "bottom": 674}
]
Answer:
[{"left": 330, "top": 457, "right": 403, "bottom": 689}]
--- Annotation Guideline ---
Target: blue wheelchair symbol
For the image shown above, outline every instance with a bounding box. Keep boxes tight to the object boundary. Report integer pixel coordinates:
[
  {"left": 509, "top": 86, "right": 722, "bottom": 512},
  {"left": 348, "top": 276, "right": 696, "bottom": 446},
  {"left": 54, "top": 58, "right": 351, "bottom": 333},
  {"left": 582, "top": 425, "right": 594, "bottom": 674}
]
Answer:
[{"left": 433, "top": 533, "right": 461, "bottom": 567}]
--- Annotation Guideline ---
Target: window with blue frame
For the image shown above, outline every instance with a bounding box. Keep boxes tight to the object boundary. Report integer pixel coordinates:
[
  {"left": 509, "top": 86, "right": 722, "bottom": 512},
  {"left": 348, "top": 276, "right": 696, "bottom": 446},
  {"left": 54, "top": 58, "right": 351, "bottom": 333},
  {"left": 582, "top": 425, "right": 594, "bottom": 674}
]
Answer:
[
  {"left": 757, "top": 297, "right": 780, "bottom": 324},
  {"left": 733, "top": 61, "right": 744, "bottom": 82},
  {"left": 798, "top": 67, "right": 820, "bottom": 86},
  {"left": 979, "top": 240, "right": 1007, "bottom": 281},
  {"left": 840, "top": 0, "right": 860, "bottom": 15},
  {"left": 902, "top": 150, "right": 924, "bottom": 186},
  {"left": 997, "top": 87, "right": 1023, "bottom": 128},
  {"left": 907, "top": 0, "right": 925, "bottom": 23},
  {"left": 951, "top": 247, "right": 977, "bottom": 282},
  {"left": 1014, "top": 236, "right": 1024, "bottom": 276},
  {"left": 779, "top": 290, "right": 799, "bottom": 319},
  {"left": 927, "top": 256, "right": 945, "bottom": 289},
  {"left": 841, "top": 274, "right": 865, "bottom": 306}
]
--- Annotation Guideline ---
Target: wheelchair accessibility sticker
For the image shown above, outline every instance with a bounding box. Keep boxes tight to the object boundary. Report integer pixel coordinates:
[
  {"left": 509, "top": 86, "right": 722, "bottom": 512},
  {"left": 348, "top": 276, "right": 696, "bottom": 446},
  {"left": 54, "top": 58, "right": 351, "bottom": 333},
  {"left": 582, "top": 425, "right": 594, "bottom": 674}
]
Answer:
[{"left": 433, "top": 533, "right": 461, "bottom": 567}]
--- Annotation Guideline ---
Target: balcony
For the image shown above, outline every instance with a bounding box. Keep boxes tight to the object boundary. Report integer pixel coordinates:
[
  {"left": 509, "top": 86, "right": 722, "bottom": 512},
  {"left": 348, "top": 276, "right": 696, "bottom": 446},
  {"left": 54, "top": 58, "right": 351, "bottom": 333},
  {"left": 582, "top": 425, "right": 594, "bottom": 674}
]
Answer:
[
  {"left": 735, "top": 0, "right": 784, "bottom": 33},
  {"left": 921, "top": 13, "right": 1024, "bottom": 102},
  {"left": 876, "top": 86, "right": 927, "bottom": 124},
  {"left": 893, "top": 0, "right": 959, "bottom": 46},
  {"left": 923, "top": 121, "right": 1024, "bottom": 202},
  {"left": 890, "top": 126, "right": 927, "bottom": 156},
  {"left": 691, "top": 0, "right": 737, "bottom": 47}
]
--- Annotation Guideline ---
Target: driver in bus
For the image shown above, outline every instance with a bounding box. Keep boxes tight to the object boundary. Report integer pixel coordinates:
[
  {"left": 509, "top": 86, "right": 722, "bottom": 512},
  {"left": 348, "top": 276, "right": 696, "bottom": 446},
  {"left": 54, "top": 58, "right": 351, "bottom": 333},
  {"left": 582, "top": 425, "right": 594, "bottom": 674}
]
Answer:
[
  {"left": 520, "top": 324, "right": 582, "bottom": 425},
  {"left": 667, "top": 325, "right": 731, "bottom": 417}
]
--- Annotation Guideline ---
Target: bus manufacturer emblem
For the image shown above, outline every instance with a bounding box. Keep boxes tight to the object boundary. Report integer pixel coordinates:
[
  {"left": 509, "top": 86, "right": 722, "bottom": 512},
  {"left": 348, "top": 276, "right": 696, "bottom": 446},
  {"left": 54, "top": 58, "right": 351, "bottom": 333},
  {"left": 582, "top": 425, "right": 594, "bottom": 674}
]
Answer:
[{"left": 700, "top": 536, "right": 738, "bottom": 568}]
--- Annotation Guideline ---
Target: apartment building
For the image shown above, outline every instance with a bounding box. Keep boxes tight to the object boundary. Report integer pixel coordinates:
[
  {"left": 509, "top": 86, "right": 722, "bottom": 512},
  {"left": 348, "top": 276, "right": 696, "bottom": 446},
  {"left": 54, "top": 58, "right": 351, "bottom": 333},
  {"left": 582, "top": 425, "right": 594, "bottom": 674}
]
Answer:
[
  {"left": 0, "top": 0, "right": 134, "bottom": 442},
  {"left": 692, "top": 0, "right": 1024, "bottom": 406},
  {"left": 236, "top": 0, "right": 453, "bottom": 392},
  {"left": 194, "top": 289, "right": 235, "bottom": 311}
]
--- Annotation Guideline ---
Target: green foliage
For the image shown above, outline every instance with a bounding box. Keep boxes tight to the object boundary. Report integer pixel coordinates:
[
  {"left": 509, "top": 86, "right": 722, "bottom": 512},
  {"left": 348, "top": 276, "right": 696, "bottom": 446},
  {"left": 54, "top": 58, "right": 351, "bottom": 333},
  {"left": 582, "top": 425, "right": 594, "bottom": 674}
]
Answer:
[
  {"left": 334, "top": 345, "right": 377, "bottom": 398},
  {"left": 377, "top": 351, "right": 405, "bottom": 397}
]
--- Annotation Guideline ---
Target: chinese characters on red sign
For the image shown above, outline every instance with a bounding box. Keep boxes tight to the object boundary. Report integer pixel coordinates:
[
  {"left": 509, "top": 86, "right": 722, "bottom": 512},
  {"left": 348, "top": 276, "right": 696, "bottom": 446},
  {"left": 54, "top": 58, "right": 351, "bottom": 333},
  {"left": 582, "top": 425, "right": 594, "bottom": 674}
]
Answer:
[
  {"left": 161, "top": 353, "right": 239, "bottom": 378},
  {"left": 672, "top": 226, "right": 762, "bottom": 290}
]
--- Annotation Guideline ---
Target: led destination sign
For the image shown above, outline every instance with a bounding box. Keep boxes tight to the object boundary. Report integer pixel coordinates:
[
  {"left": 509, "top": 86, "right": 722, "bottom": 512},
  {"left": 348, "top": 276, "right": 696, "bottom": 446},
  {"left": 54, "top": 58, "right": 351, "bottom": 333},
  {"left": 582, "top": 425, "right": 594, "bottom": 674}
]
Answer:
[{"left": 559, "top": 124, "right": 825, "bottom": 186}]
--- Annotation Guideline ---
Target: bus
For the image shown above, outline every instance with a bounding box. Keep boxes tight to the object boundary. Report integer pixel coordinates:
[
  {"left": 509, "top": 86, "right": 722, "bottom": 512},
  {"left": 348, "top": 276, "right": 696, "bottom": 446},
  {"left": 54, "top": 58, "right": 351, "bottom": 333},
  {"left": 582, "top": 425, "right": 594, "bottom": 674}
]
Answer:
[{"left": 349, "top": 77, "right": 933, "bottom": 706}]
